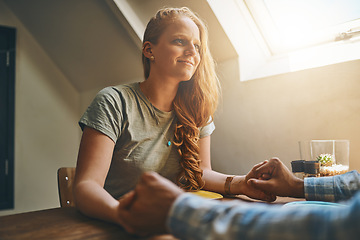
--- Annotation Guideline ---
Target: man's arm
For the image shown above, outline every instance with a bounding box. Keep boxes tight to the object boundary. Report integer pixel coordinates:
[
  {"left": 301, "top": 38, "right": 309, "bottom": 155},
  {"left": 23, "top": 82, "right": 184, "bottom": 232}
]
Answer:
[
  {"left": 118, "top": 170, "right": 360, "bottom": 240},
  {"left": 248, "top": 158, "right": 360, "bottom": 202},
  {"left": 305, "top": 170, "right": 360, "bottom": 202},
  {"left": 168, "top": 192, "right": 360, "bottom": 240}
]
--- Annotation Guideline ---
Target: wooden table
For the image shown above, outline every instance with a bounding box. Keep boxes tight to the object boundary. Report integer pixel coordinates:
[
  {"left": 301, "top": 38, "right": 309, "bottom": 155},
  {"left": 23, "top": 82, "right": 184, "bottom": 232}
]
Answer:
[
  {"left": 0, "top": 207, "right": 176, "bottom": 240},
  {"left": 0, "top": 196, "right": 304, "bottom": 240}
]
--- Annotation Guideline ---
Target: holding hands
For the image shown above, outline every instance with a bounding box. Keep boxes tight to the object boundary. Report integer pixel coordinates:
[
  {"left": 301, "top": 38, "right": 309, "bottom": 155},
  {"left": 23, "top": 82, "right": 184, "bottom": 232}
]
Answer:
[
  {"left": 117, "top": 158, "right": 305, "bottom": 237},
  {"left": 247, "top": 157, "right": 305, "bottom": 198},
  {"left": 234, "top": 161, "right": 276, "bottom": 202}
]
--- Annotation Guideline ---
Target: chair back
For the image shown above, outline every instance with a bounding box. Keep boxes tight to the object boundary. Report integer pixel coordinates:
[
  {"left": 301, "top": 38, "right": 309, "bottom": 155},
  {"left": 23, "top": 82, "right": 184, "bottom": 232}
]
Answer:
[{"left": 57, "top": 167, "right": 76, "bottom": 207}]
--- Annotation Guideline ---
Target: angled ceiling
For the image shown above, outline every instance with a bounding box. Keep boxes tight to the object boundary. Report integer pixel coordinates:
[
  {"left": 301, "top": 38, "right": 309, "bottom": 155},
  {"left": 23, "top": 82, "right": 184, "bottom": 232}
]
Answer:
[{"left": 4, "top": 0, "right": 236, "bottom": 92}]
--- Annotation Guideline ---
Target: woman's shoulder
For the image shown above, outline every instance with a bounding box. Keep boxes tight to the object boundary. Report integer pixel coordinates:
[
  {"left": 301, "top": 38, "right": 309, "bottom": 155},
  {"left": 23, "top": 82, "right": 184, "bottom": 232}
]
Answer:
[{"left": 97, "top": 82, "right": 140, "bottom": 100}]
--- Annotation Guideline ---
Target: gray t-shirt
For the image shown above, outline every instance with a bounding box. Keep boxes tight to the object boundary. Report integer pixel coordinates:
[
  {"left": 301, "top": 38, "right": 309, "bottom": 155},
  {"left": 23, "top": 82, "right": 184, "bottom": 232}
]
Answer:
[{"left": 79, "top": 82, "right": 215, "bottom": 198}]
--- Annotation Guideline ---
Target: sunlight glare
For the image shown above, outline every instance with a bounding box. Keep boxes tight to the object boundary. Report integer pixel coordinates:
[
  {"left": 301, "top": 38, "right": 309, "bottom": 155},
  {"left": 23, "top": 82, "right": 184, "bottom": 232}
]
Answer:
[{"left": 263, "top": 0, "right": 360, "bottom": 51}]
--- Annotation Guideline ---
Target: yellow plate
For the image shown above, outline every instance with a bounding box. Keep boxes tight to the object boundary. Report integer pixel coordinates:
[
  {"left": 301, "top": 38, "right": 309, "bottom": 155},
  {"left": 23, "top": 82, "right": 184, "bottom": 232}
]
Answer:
[{"left": 188, "top": 190, "right": 223, "bottom": 199}]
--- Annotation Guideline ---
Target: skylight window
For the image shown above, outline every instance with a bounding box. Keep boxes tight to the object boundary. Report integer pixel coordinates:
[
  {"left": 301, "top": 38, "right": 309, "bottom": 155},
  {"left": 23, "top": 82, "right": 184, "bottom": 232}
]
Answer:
[
  {"left": 245, "top": 0, "right": 360, "bottom": 55},
  {"left": 207, "top": 0, "right": 360, "bottom": 80}
]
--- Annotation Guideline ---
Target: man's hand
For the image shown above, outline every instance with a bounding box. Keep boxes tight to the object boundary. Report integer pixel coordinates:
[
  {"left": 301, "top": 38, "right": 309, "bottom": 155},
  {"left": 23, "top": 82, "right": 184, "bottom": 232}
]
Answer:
[
  {"left": 247, "top": 158, "right": 305, "bottom": 198},
  {"left": 118, "top": 172, "right": 184, "bottom": 236}
]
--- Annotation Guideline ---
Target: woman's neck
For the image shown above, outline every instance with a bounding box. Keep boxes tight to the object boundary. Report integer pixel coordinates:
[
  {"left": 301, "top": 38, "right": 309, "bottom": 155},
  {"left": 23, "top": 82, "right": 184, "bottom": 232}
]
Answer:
[{"left": 139, "top": 77, "right": 179, "bottom": 112}]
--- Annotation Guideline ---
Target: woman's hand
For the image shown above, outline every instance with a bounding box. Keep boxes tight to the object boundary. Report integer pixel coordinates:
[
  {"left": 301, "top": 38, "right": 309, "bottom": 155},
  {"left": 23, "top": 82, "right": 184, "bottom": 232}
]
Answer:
[
  {"left": 231, "top": 161, "right": 276, "bottom": 202},
  {"left": 198, "top": 136, "right": 275, "bottom": 202}
]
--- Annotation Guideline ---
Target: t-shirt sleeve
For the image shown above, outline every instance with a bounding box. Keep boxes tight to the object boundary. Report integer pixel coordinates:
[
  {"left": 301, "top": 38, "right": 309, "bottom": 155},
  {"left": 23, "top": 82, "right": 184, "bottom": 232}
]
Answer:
[
  {"left": 79, "top": 87, "right": 123, "bottom": 143},
  {"left": 199, "top": 117, "right": 215, "bottom": 138}
]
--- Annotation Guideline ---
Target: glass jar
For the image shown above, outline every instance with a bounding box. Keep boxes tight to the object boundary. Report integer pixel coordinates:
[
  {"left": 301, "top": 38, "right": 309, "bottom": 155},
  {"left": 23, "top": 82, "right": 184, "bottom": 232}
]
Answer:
[{"left": 299, "top": 140, "right": 350, "bottom": 176}]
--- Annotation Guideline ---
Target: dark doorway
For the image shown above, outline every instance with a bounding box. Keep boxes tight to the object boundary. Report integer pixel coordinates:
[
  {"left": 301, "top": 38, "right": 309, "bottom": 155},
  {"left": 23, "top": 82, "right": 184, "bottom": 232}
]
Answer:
[{"left": 0, "top": 26, "right": 15, "bottom": 210}]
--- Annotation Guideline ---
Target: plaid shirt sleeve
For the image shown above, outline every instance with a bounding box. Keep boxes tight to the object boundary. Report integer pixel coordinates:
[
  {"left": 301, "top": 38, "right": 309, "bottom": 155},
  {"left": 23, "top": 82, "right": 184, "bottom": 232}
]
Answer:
[
  {"left": 167, "top": 191, "right": 360, "bottom": 240},
  {"left": 304, "top": 170, "right": 360, "bottom": 202}
]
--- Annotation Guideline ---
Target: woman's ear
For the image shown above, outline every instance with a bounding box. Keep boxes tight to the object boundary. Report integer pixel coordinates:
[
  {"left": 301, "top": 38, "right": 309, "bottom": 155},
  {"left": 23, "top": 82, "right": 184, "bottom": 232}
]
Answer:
[{"left": 142, "top": 41, "right": 153, "bottom": 59}]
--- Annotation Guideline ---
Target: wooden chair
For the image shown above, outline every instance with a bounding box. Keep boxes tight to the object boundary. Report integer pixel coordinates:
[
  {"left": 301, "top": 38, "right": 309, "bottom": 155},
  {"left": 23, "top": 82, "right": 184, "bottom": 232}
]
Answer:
[{"left": 57, "top": 167, "right": 76, "bottom": 207}]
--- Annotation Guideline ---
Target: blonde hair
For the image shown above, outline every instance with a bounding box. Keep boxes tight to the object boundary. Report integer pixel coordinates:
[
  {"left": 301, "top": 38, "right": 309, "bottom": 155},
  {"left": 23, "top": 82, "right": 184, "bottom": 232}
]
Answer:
[{"left": 142, "top": 7, "right": 220, "bottom": 190}]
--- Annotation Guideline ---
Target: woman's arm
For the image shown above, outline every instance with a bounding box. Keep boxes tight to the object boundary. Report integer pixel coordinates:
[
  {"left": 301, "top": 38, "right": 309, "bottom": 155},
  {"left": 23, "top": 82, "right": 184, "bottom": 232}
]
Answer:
[
  {"left": 198, "top": 136, "right": 228, "bottom": 193},
  {"left": 199, "top": 136, "right": 274, "bottom": 201},
  {"left": 74, "top": 127, "right": 121, "bottom": 224}
]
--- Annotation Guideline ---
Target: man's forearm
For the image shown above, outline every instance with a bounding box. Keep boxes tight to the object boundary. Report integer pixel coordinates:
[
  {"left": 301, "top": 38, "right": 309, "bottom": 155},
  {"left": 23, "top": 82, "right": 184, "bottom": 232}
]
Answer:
[
  {"left": 305, "top": 170, "right": 360, "bottom": 202},
  {"left": 167, "top": 193, "right": 360, "bottom": 240}
]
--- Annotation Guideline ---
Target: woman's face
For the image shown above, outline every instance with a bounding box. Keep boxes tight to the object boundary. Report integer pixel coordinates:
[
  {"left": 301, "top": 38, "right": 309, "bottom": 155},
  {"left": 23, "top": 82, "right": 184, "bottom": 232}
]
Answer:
[{"left": 149, "top": 16, "right": 201, "bottom": 83}]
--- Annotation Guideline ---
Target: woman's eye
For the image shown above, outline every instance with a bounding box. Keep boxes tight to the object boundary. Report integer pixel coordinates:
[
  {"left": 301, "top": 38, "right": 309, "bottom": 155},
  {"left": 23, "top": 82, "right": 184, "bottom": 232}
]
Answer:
[
  {"left": 174, "top": 39, "right": 184, "bottom": 44},
  {"left": 195, "top": 44, "right": 201, "bottom": 52}
]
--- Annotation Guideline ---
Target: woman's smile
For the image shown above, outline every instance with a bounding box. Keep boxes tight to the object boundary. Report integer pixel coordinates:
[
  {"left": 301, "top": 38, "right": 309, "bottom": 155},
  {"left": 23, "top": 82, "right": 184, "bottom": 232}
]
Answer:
[{"left": 177, "top": 59, "right": 194, "bottom": 67}]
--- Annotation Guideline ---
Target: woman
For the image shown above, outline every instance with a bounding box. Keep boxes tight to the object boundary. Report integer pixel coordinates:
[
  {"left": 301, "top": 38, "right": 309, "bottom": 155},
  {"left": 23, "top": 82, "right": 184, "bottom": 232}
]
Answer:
[{"left": 74, "top": 7, "right": 273, "bottom": 225}]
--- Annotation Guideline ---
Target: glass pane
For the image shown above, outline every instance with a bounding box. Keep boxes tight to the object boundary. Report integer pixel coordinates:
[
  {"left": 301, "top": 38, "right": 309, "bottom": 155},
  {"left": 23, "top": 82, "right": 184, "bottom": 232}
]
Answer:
[
  {"left": 258, "top": 0, "right": 360, "bottom": 52},
  {"left": 264, "top": 0, "right": 360, "bottom": 34}
]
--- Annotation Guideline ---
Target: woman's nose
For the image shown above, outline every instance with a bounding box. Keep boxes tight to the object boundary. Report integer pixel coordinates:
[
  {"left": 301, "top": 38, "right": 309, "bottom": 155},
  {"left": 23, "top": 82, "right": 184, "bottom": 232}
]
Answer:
[{"left": 185, "top": 44, "right": 197, "bottom": 56}]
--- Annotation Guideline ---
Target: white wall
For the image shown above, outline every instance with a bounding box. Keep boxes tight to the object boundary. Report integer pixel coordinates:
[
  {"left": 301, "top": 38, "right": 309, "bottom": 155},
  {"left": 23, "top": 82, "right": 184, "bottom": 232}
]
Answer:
[
  {"left": 212, "top": 57, "right": 360, "bottom": 175},
  {"left": 0, "top": 1, "right": 80, "bottom": 216}
]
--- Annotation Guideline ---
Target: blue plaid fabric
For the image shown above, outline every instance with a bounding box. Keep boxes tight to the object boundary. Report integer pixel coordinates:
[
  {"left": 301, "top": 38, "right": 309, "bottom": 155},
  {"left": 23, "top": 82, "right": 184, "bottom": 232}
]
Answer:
[
  {"left": 168, "top": 171, "right": 360, "bottom": 240},
  {"left": 305, "top": 170, "right": 360, "bottom": 202}
]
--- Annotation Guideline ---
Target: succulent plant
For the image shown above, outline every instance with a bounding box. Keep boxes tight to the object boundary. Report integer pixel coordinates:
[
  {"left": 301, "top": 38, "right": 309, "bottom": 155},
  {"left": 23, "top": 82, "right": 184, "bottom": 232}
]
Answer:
[{"left": 316, "top": 153, "right": 335, "bottom": 166}]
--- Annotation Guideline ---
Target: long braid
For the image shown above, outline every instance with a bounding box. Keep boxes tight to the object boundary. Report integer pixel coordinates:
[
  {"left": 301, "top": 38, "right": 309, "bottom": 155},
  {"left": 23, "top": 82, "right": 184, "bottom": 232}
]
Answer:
[{"left": 173, "top": 85, "right": 203, "bottom": 190}]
